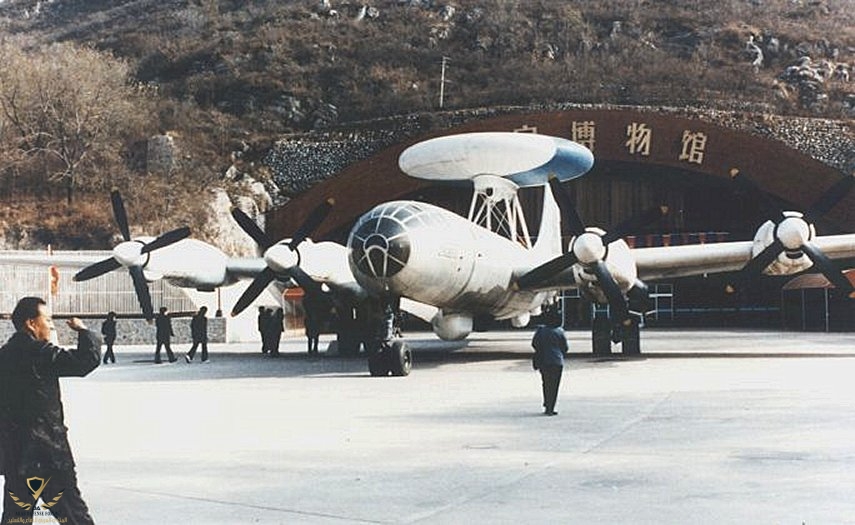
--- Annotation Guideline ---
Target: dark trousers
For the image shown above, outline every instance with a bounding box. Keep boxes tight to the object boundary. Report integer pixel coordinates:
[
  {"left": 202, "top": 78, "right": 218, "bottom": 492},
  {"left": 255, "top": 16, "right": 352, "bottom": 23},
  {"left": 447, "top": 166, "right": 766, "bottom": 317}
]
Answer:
[
  {"left": 539, "top": 365, "right": 563, "bottom": 413},
  {"left": 3, "top": 468, "right": 94, "bottom": 525},
  {"left": 268, "top": 332, "right": 282, "bottom": 356},
  {"left": 187, "top": 340, "right": 208, "bottom": 361},
  {"left": 155, "top": 339, "right": 175, "bottom": 363},
  {"left": 307, "top": 334, "right": 319, "bottom": 354},
  {"left": 103, "top": 338, "right": 116, "bottom": 363}
]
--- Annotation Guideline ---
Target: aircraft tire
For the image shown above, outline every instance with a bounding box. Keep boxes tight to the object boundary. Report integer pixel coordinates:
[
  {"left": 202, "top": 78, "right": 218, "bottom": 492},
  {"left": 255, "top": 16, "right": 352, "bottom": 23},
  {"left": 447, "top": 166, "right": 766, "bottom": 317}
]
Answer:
[
  {"left": 368, "top": 352, "right": 390, "bottom": 376},
  {"left": 388, "top": 340, "right": 412, "bottom": 377}
]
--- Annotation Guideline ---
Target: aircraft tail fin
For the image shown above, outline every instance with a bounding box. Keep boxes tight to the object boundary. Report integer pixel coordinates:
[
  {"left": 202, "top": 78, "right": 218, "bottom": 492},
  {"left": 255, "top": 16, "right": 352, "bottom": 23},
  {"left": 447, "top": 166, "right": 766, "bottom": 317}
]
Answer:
[{"left": 532, "top": 182, "right": 562, "bottom": 258}]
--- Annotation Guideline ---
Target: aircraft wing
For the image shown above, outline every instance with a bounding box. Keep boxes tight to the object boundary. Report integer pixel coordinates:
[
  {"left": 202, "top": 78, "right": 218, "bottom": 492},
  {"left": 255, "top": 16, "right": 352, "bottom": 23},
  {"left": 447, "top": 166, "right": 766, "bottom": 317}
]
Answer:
[
  {"left": 633, "top": 234, "right": 855, "bottom": 281},
  {"left": 224, "top": 257, "right": 268, "bottom": 280},
  {"left": 0, "top": 251, "right": 109, "bottom": 268}
]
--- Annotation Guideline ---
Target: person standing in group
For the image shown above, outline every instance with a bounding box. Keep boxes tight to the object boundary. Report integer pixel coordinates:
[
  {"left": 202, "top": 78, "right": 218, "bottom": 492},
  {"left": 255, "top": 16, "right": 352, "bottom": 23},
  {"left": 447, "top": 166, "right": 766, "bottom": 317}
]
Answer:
[
  {"left": 257, "top": 306, "right": 269, "bottom": 354},
  {"left": 531, "top": 308, "right": 568, "bottom": 416},
  {"left": 185, "top": 306, "right": 209, "bottom": 363},
  {"left": 304, "top": 309, "right": 321, "bottom": 356},
  {"left": 303, "top": 294, "right": 325, "bottom": 356},
  {"left": 0, "top": 296, "right": 101, "bottom": 525},
  {"left": 154, "top": 306, "right": 177, "bottom": 364},
  {"left": 267, "top": 308, "right": 284, "bottom": 357},
  {"left": 102, "top": 311, "right": 117, "bottom": 364}
]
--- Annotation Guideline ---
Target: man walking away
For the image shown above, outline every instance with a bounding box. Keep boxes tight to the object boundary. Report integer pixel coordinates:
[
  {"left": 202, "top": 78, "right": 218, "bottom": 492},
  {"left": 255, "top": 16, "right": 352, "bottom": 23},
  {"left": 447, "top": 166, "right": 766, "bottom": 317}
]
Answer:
[
  {"left": 0, "top": 296, "right": 101, "bottom": 524},
  {"left": 154, "top": 306, "right": 177, "bottom": 364},
  {"left": 101, "top": 311, "right": 117, "bottom": 364},
  {"left": 185, "top": 306, "right": 209, "bottom": 363},
  {"left": 531, "top": 308, "right": 568, "bottom": 416}
]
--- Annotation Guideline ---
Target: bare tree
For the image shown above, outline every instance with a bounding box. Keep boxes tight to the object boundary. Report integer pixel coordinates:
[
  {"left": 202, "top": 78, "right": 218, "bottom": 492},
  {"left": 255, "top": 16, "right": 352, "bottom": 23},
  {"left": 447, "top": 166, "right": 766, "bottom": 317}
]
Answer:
[{"left": 0, "top": 40, "right": 153, "bottom": 204}]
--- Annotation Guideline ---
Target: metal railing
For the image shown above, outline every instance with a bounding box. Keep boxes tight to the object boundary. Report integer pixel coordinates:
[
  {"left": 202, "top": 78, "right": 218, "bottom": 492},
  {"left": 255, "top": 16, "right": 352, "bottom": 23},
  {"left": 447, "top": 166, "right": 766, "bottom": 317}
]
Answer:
[{"left": 0, "top": 250, "right": 196, "bottom": 316}]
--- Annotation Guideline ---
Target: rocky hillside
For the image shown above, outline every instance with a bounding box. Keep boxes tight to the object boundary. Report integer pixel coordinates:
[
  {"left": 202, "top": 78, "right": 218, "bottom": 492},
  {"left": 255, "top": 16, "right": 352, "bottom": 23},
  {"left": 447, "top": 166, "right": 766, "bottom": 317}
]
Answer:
[{"left": 0, "top": 0, "right": 852, "bottom": 249}]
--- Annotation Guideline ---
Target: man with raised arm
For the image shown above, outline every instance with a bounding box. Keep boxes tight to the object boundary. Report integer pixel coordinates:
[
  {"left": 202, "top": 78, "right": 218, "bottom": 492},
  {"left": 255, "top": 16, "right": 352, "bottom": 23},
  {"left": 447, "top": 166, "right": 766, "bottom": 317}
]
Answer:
[{"left": 0, "top": 296, "right": 101, "bottom": 524}]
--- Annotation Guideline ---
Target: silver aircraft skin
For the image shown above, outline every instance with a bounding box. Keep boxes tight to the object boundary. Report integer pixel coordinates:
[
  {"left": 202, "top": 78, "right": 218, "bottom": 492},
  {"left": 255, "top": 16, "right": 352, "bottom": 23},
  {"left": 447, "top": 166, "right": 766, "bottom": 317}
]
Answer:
[
  {"left": 3, "top": 132, "right": 855, "bottom": 355},
  {"left": 346, "top": 192, "right": 561, "bottom": 340}
]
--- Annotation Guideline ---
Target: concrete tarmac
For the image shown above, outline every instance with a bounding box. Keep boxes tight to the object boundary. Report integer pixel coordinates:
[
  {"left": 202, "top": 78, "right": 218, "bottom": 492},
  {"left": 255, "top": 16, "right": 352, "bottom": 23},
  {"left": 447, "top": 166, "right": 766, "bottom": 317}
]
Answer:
[{"left": 3, "top": 329, "right": 855, "bottom": 524}]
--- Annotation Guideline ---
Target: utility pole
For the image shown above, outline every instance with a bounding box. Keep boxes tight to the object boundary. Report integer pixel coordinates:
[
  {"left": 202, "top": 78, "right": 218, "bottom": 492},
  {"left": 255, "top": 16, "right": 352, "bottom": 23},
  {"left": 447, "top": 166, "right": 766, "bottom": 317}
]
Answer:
[{"left": 439, "top": 56, "right": 450, "bottom": 109}]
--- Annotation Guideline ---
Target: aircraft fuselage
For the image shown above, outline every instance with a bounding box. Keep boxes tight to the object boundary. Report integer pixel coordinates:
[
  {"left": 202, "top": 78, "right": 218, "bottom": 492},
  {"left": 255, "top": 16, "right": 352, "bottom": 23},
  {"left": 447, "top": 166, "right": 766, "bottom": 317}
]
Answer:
[{"left": 347, "top": 200, "right": 550, "bottom": 320}]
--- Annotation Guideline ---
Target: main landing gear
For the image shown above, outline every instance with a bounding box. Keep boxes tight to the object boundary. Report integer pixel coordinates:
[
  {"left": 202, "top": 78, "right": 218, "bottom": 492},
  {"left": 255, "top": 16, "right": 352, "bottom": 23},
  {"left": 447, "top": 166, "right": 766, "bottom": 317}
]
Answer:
[{"left": 592, "top": 313, "right": 641, "bottom": 356}]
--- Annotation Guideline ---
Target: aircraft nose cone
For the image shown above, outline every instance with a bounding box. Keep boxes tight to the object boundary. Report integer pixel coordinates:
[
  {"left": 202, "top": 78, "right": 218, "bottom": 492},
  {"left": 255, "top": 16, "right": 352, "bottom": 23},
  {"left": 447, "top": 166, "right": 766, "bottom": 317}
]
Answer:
[{"left": 351, "top": 216, "right": 411, "bottom": 279}]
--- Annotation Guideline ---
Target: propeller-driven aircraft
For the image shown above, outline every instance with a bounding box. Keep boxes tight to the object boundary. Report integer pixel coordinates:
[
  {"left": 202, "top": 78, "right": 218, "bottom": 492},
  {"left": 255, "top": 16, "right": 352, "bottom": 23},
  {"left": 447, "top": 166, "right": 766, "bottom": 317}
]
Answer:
[{"left": 4, "top": 132, "right": 855, "bottom": 376}]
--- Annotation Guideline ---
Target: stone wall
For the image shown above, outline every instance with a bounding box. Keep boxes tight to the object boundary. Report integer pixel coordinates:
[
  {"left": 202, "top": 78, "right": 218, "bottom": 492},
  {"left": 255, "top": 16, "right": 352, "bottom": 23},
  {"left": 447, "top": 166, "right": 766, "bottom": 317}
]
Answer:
[
  {"left": 264, "top": 103, "right": 855, "bottom": 198},
  {"left": 0, "top": 317, "right": 227, "bottom": 346}
]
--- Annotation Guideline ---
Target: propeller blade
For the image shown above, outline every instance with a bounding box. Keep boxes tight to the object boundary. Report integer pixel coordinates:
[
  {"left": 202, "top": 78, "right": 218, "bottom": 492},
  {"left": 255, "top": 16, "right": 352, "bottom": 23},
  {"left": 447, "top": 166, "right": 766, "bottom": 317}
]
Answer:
[
  {"left": 592, "top": 261, "right": 630, "bottom": 323},
  {"left": 231, "top": 268, "right": 277, "bottom": 317},
  {"left": 111, "top": 190, "right": 131, "bottom": 241},
  {"left": 741, "top": 239, "right": 784, "bottom": 277},
  {"left": 801, "top": 243, "right": 855, "bottom": 298},
  {"left": 128, "top": 265, "right": 154, "bottom": 320},
  {"left": 231, "top": 207, "right": 273, "bottom": 250},
  {"left": 730, "top": 171, "right": 785, "bottom": 221},
  {"left": 289, "top": 266, "right": 323, "bottom": 295},
  {"left": 288, "top": 198, "right": 335, "bottom": 250},
  {"left": 548, "top": 177, "right": 586, "bottom": 237},
  {"left": 805, "top": 176, "right": 855, "bottom": 221},
  {"left": 141, "top": 227, "right": 192, "bottom": 254},
  {"left": 602, "top": 205, "right": 669, "bottom": 245},
  {"left": 73, "top": 257, "right": 122, "bottom": 282},
  {"left": 516, "top": 251, "right": 579, "bottom": 289}
]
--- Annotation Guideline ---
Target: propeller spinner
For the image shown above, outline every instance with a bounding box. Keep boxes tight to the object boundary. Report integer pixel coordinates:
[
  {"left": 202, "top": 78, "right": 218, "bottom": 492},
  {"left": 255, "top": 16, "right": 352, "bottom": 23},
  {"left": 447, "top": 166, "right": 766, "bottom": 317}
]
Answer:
[
  {"left": 230, "top": 199, "right": 334, "bottom": 316},
  {"left": 73, "top": 191, "right": 191, "bottom": 320}
]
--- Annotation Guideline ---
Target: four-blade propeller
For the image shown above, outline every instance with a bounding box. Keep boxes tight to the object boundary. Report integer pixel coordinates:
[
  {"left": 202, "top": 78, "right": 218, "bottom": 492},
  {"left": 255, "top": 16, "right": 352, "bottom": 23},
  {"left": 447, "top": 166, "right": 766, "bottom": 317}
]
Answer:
[
  {"left": 732, "top": 172, "right": 855, "bottom": 298},
  {"left": 72, "top": 191, "right": 191, "bottom": 320},
  {"left": 229, "top": 199, "right": 334, "bottom": 316},
  {"left": 517, "top": 177, "right": 667, "bottom": 325}
]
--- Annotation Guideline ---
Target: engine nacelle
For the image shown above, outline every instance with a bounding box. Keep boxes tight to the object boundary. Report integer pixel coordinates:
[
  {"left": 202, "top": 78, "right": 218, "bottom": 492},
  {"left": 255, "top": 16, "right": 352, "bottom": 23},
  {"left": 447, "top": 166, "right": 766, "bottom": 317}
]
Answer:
[
  {"left": 145, "top": 238, "right": 231, "bottom": 289},
  {"left": 431, "top": 311, "right": 473, "bottom": 341},
  {"left": 572, "top": 234, "right": 638, "bottom": 304}
]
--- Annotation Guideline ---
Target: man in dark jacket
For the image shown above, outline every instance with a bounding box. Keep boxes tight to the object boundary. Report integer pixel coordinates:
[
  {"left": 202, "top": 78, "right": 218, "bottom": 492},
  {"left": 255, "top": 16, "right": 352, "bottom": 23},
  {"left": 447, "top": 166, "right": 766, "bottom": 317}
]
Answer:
[
  {"left": 154, "top": 306, "right": 176, "bottom": 364},
  {"left": 257, "top": 306, "right": 269, "bottom": 354},
  {"left": 101, "top": 311, "right": 117, "bottom": 364},
  {"left": 185, "top": 306, "right": 209, "bottom": 363},
  {"left": 0, "top": 296, "right": 101, "bottom": 524},
  {"left": 531, "top": 309, "right": 568, "bottom": 416}
]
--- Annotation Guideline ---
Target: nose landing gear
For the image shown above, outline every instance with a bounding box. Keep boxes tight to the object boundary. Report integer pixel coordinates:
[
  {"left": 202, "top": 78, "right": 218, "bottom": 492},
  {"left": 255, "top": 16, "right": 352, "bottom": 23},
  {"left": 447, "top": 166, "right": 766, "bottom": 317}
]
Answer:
[
  {"left": 368, "top": 339, "right": 412, "bottom": 377},
  {"left": 367, "top": 300, "right": 412, "bottom": 376}
]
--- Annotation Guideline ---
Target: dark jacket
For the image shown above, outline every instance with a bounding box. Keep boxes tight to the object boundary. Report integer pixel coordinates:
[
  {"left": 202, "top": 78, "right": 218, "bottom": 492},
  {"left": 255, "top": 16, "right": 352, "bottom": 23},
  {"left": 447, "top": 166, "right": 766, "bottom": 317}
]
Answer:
[
  {"left": 190, "top": 313, "right": 208, "bottom": 343},
  {"left": 101, "top": 317, "right": 117, "bottom": 343},
  {"left": 531, "top": 325, "right": 568, "bottom": 369},
  {"left": 155, "top": 313, "right": 174, "bottom": 342},
  {"left": 0, "top": 330, "right": 101, "bottom": 475}
]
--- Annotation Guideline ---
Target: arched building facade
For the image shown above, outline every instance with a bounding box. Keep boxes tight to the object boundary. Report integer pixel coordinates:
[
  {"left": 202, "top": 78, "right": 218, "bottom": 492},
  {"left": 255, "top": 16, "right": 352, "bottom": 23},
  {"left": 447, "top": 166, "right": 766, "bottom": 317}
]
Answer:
[{"left": 267, "top": 107, "right": 855, "bottom": 329}]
